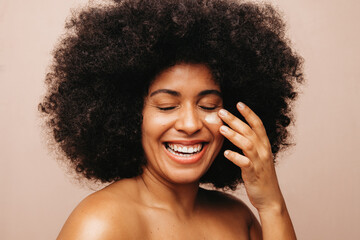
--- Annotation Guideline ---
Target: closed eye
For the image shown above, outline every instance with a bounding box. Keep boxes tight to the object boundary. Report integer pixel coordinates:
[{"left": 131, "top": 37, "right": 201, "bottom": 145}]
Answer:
[
  {"left": 200, "top": 106, "right": 218, "bottom": 111},
  {"left": 157, "top": 106, "right": 177, "bottom": 111}
]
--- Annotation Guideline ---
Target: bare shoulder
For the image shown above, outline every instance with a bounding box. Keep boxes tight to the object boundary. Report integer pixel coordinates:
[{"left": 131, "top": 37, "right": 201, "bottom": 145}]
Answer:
[
  {"left": 57, "top": 179, "right": 142, "bottom": 240},
  {"left": 199, "top": 188, "right": 251, "bottom": 217},
  {"left": 198, "top": 188, "right": 262, "bottom": 239}
]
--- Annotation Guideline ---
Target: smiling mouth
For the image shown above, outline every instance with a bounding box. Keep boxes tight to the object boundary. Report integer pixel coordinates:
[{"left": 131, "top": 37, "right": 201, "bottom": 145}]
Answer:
[
  {"left": 165, "top": 143, "right": 204, "bottom": 157},
  {"left": 163, "top": 142, "right": 207, "bottom": 164}
]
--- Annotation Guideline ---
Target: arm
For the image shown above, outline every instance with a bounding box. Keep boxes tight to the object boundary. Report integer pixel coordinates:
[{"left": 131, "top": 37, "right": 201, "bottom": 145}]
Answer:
[
  {"left": 258, "top": 201, "right": 296, "bottom": 240},
  {"left": 218, "top": 102, "right": 296, "bottom": 240}
]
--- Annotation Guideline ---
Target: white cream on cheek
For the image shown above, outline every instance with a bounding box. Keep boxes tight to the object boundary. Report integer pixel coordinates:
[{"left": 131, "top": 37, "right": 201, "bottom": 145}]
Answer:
[{"left": 204, "top": 112, "right": 222, "bottom": 125}]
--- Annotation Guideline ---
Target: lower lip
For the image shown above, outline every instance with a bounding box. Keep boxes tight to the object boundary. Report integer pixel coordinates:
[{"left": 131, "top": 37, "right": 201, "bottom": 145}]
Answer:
[{"left": 163, "top": 144, "right": 207, "bottom": 164}]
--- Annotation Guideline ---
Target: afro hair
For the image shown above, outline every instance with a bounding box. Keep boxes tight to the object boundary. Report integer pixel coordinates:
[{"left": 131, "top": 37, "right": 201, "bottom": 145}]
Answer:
[{"left": 39, "top": 0, "right": 303, "bottom": 190}]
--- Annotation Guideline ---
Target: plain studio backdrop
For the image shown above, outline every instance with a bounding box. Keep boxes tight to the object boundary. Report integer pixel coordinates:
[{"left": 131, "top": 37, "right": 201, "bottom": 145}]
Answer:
[{"left": 1, "top": 0, "right": 359, "bottom": 239}]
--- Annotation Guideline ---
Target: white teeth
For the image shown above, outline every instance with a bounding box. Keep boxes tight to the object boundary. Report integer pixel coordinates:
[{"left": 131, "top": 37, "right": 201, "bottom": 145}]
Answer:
[{"left": 166, "top": 143, "right": 203, "bottom": 155}]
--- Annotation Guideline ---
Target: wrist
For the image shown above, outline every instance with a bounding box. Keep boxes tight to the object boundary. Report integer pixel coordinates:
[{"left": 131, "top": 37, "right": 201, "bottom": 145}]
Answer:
[
  {"left": 257, "top": 200, "right": 296, "bottom": 240},
  {"left": 257, "top": 198, "right": 287, "bottom": 217}
]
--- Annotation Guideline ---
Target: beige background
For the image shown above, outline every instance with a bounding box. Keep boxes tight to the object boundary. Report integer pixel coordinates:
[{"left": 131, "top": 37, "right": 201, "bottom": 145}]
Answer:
[{"left": 1, "top": 0, "right": 359, "bottom": 239}]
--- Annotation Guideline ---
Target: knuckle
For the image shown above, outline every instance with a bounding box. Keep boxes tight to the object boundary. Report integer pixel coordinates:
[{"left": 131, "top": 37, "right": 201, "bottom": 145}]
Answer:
[
  {"left": 233, "top": 132, "right": 241, "bottom": 142},
  {"left": 233, "top": 134, "right": 242, "bottom": 145},
  {"left": 243, "top": 127, "right": 253, "bottom": 136},
  {"left": 243, "top": 158, "right": 252, "bottom": 168},
  {"left": 263, "top": 151, "right": 273, "bottom": 160},
  {"left": 243, "top": 139, "right": 254, "bottom": 151},
  {"left": 253, "top": 118, "right": 264, "bottom": 129}
]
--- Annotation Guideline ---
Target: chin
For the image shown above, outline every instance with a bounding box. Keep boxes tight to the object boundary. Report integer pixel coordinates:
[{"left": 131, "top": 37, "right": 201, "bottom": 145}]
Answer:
[{"left": 163, "top": 167, "right": 209, "bottom": 185}]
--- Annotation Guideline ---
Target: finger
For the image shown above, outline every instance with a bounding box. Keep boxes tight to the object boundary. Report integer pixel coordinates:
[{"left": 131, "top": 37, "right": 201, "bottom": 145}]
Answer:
[
  {"left": 236, "top": 102, "right": 270, "bottom": 147},
  {"left": 220, "top": 125, "right": 259, "bottom": 160},
  {"left": 218, "top": 108, "right": 257, "bottom": 142},
  {"left": 224, "top": 150, "right": 251, "bottom": 168},
  {"left": 224, "top": 150, "right": 257, "bottom": 182}
]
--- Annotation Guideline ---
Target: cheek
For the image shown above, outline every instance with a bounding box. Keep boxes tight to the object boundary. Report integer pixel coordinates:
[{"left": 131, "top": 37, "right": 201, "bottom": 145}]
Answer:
[
  {"left": 202, "top": 112, "right": 224, "bottom": 142},
  {"left": 141, "top": 112, "right": 175, "bottom": 161},
  {"left": 148, "top": 114, "right": 176, "bottom": 128},
  {"left": 203, "top": 112, "right": 222, "bottom": 126},
  {"left": 142, "top": 111, "right": 176, "bottom": 139}
]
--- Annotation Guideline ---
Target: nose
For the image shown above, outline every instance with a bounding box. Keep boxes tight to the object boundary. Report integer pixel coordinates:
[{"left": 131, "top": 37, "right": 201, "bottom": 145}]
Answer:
[{"left": 174, "top": 104, "right": 203, "bottom": 135}]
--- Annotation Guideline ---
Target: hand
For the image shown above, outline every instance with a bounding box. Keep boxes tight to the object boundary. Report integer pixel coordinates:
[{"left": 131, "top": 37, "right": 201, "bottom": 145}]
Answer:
[{"left": 218, "top": 102, "right": 285, "bottom": 213}]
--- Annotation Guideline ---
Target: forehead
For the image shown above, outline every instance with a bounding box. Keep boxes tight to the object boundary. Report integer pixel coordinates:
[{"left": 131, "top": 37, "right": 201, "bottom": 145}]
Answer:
[{"left": 148, "top": 63, "right": 220, "bottom": 92}]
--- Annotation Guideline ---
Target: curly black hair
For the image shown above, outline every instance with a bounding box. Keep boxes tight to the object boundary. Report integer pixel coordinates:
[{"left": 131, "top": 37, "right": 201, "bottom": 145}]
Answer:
[{"left": 39, "top": 0, "right": 303, "bottom": 190}]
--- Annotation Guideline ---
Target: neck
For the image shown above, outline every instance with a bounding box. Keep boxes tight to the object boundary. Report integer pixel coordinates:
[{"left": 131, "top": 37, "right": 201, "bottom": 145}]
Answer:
[{"left": 136, "top": 168, "right": 201, "bottom": 218}]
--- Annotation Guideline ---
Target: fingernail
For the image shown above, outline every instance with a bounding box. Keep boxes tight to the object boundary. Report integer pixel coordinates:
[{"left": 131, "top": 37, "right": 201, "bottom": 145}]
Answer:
[
  {"left": 237, "top": 102, "right": 245, "bottom": 110},
  {"left": 220, "top": 125, "right": 228, "bottom": 133},
  {"left": 219, "top": 109, "right": 227, "bottom": 117},
  {"left": 224, "top": 150, "right": 230, "bottom": 156}
]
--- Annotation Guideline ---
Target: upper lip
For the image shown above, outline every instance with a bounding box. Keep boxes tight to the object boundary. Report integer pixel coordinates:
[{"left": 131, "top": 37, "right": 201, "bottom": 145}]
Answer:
[{"left": 163, "top": 140, "right": 208, "bottom": 145}]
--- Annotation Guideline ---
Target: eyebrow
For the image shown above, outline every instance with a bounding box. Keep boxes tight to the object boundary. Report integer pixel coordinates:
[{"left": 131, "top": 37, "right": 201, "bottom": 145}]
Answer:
[
  {"left": 198, "top": 89, "right": 222, "bottom": 97},
  {"left": 149, "top": 89, "right": 222, "bottom": 97},
  {"left": 150, "top": 89, "right": 180, "bottom": 97}
]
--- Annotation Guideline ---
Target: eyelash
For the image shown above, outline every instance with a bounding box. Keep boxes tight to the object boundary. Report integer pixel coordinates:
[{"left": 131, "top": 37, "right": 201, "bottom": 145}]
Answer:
[
  {"left": 157, "top": 106, "right": 218, "bottom": 111},
  {"left": 158, "top": 106, "right": 177, "bottom": 111},
  {"left": 200, "top": 106, "right": 217, "bottom": 111}
]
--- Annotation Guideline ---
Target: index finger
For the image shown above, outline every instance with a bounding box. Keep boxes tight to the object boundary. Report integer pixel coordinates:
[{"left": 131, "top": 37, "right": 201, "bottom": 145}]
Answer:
[{"left": 236, "top": 102, "right": 270, "bottom": 147}]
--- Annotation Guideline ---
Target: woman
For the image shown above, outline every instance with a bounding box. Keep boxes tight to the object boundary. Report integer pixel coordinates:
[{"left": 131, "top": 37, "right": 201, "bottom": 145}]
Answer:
[{"left": 39, "top": 0, "right": 303, "bottom": 239}]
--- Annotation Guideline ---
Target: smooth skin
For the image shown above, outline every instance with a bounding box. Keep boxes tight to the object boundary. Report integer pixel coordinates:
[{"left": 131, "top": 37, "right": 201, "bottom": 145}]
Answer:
[{"left": 57, "top": 64, "right": 295, "bottom": 240}]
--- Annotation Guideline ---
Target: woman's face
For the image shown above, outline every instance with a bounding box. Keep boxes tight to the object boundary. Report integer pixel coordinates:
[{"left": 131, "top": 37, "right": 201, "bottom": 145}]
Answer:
[{"left": 142, "top": 63, "right": 224, "bottom": 184}]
